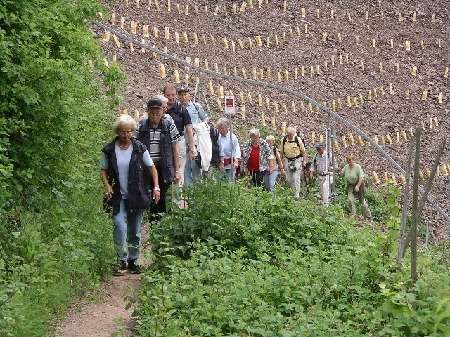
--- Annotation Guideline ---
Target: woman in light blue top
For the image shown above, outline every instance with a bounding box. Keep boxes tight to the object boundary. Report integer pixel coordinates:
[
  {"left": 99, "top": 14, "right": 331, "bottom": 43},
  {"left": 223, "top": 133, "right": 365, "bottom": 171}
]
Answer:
[
  {"left": 216, "top": 117, "right": 241, "bottom": 182},
  {"left": 100, "top": 115, "right": 160, "bottom": 274}
]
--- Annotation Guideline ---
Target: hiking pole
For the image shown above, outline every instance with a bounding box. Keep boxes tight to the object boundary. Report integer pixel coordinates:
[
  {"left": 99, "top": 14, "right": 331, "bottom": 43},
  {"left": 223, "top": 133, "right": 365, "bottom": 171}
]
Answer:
[
  {"left": 230, "top": 116, "right": 235, "bottom": 182},
  {"left": 195, "top": 69, "right": 211, "bottom": 114},
  {"left": 200, "top": 88, "right": 211, "bottom": 114},
  {"left": 329, "top": 126, "right": 337, "bottom": 204},
  {"left": 193, "top": 78, "right": 199, "bottom": 104},
  {"left": 325, "top": 127, "right": 332, "bottom": 205}
]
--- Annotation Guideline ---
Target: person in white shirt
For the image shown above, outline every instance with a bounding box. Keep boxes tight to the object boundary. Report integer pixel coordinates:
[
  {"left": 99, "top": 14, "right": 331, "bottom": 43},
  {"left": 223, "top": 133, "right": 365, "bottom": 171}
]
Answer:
[
  {"left": 216, "top": 117, "right": 241, "bottom": 183},
  {"left": 177, "top": 86, "right": 208, "bottom": 184}
]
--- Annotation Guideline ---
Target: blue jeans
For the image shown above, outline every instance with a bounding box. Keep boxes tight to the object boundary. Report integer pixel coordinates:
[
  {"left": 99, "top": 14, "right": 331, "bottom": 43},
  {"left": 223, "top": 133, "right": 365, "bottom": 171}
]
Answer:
[
  {"left": 184, "top": 158, "right": 202, "bottom": 185},
  {"left": 112, "top": 199, "right": 143, "bottom": 262},
  {"left": 218, "top": 167, "right": 236, "bottom": 183},
  {"left": 264, "top": 169, "right": 278, "bottom": 191}
]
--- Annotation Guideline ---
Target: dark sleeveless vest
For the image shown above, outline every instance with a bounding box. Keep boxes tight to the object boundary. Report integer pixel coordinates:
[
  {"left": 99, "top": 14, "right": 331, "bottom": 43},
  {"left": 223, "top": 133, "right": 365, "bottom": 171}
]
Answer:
[
  {"left": 101, "top": 137, "right": 151, "bottom": 215},
  {"left": 137, "top": 118, "right": 175, "bottom": 184}
]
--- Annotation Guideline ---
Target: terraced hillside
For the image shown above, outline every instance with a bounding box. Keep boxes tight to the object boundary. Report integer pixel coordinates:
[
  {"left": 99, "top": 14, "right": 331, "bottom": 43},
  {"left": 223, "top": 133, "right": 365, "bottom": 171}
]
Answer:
[{"left": 94, "top": 0, "right": 450, "bottom": 240}]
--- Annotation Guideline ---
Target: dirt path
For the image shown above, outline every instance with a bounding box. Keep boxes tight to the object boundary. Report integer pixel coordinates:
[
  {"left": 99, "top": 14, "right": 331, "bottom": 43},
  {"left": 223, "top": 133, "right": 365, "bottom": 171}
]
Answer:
[{"left": 54, "top": 272, "right": 140, "bottom": 337}]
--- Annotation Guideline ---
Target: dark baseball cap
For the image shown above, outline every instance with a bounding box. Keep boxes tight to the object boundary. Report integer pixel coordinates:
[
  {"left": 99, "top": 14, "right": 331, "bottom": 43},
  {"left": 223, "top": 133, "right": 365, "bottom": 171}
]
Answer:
[
  {"left": 147, "top": 99, "right": 162, "bottom": 109},
  {"left": 177, "top": 86, "right": 190, "bottom": 94}
]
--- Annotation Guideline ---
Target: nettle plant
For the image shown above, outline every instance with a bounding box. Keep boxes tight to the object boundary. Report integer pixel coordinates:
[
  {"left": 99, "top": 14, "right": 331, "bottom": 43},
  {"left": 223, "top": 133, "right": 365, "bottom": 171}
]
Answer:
[
  {"left": 140, "top": 178, "right": 450, "bottom": 337},
  {"left": 147, "top": 178, "right": 351, "bottom": 265}
]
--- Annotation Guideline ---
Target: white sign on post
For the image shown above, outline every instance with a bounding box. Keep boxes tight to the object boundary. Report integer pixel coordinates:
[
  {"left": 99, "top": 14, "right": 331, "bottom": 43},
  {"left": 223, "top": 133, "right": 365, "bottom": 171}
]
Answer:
[{"left": 224, "top": 95, "right": 236, "bottom": 115}]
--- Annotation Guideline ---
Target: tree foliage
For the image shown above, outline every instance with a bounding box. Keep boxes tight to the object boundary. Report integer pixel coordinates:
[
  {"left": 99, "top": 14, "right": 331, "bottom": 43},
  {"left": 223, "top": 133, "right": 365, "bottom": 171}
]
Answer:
[{"left": 0, "top": 1, "right": 125, "bottom": 335}]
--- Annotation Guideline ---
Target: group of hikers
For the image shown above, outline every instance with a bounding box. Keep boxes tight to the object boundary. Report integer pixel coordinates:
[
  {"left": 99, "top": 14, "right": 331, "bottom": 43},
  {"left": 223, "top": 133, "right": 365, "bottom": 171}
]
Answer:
[{"left": 99, "top": 83, "right": 372, "bottom": 274}]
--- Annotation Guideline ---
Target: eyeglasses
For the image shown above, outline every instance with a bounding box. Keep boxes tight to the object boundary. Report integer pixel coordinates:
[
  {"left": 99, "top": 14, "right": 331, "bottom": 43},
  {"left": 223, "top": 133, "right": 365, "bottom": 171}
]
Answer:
[{"left": 118, "top": 130, "right": 132, "bottom": 134}]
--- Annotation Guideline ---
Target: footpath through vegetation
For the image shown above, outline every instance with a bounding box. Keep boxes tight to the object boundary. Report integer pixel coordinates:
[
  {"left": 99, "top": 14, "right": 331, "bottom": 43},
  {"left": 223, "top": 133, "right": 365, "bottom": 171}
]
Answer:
[
  {"left": 1, "top": 1, "right": 450, "bottom": 336},
  {"left": 0, "top": 1, "right": 126, "bottom": 336}
]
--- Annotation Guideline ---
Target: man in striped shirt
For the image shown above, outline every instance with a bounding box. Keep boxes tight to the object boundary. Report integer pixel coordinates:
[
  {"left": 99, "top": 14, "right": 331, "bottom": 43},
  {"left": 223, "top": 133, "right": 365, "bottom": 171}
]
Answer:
[{"left": 137, "top": 97, "right": 181, "bottom": 218}]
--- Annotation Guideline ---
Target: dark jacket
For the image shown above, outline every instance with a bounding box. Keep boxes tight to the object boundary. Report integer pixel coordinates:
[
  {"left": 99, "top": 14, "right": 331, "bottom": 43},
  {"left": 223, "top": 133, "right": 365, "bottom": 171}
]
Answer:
[
  {"left": 102, "top": 137, "right": 151, "bottom": 215},
  {"left": 137, "top": 118, "right": 175, "bottom": 184}
]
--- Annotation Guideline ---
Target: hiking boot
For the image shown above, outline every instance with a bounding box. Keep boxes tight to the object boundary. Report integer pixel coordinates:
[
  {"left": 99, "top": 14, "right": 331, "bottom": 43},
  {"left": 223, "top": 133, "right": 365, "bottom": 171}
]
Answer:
[
  {"left": 113, "top": 260, "right": 127, "bottom": 276},
  {"left": 127, "top": 259, "right": 142, "bottom": 274}
]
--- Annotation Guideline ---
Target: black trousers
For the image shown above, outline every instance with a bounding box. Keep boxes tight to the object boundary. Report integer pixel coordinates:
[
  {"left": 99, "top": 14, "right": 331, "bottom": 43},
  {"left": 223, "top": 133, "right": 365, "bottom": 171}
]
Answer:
[
  {"left": 150, "top": 164, "right": 172, "bottom": 220},
  {"left": 250, "top": 170, "right": 267, "bottom": 187}
]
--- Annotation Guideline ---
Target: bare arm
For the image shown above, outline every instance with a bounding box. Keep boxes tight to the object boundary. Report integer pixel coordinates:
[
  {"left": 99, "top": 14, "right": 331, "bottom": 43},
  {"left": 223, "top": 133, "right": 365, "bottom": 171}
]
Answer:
[
  {"left": 278, "top": 144, "right": 284, "bottom": 161},
  {"left": 185, "top": 124, "right": 195, "bottom": 160},
  {"left": 100, "top": 169, "right": 113, "bottom": 199},
  {"left": 276, "top": 150, "right": 285, "bottom": 175},
  {"left": 354, "top": 176, "right": 364, "bottom": 192},
  {"left": 172, "top": 142, "right": 181, "bottom": 182},
  {"left": 218, "top": 156, "right": 224, "bottom": 172},
  {"left": 147, "top": 165, "right": 160, "bottom": 202}
]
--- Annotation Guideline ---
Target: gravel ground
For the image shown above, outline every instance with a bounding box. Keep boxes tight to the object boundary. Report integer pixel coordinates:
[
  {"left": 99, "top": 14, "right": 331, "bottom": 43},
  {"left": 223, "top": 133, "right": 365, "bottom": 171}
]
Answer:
[{"left": 54, "top": 273, "right": 139, "bottom": 337}]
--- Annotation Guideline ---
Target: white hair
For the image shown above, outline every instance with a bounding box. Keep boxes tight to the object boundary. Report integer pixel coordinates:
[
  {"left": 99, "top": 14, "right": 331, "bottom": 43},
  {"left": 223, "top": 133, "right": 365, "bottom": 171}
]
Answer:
[
  {"left": 154, "top": 94, "right": 168, "bottom": 104},
  {"left": 113, "top": 114, "right": 137, "bottom": 133},
  {"left": 286, "top": 126, "right": 295, "bottom": 135},
  {"left": 216, "top": 117, "right": 230, "bottom": 128},
  {"left": 249, "top": 128, "right": 259, "bottom": 136}
]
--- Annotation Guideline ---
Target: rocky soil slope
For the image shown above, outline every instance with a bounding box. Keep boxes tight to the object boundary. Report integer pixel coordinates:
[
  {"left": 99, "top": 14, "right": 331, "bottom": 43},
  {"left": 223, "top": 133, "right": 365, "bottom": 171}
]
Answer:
[{"left": 94, "top": 0, "right": 450, "bottom": 241}]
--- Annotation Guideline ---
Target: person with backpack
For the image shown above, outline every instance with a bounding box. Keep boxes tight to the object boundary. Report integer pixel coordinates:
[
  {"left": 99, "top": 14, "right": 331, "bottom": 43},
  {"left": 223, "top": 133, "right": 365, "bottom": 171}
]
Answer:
[
  {"left": 309, "top": 142, "right": 334, "bottom": 206},
  {"left": 207, "top": 119, "right": 220, "bottom": 170},
  {"left": 163, "top": 84, "right": 195, "bottom": 195},
  {"left": 264, "top": 135, "right": 284, "bottom": 191},
  {"left": 279, "top": 126, "right": 307, "bottom": 199},
  {"left": 177, "top": 85, "right": 208, "bottom": 184},
  {"left": 136, "top": 97, "right": 181, "bottom": 219}
]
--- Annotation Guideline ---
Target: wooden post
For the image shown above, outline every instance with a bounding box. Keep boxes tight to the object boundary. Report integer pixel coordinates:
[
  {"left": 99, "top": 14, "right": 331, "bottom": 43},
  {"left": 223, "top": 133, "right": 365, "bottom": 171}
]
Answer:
[
  {"left": 410, "top": 128, "right": 421, "bottom": 285},
  {"left": 397, "top": 136, "right": 414, "bottom": 268}
]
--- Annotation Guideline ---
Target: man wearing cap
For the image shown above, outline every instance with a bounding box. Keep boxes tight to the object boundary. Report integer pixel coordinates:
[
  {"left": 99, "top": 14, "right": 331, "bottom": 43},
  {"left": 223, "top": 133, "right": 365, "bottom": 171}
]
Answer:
[
  {"left": 279, "top": 127, "right": 307, "bottom": 199},
  {"left": 163, "top": 84, "right": 195, "bottom": 194},
  {"left": 309, "top": 142, "right": 334, "bottom": 206},
  {"left": 177, "top": 85, "right": 208, "bottom": 184},
  {"left": 137, "top": 97, "right": 181, "bottom": 218}
]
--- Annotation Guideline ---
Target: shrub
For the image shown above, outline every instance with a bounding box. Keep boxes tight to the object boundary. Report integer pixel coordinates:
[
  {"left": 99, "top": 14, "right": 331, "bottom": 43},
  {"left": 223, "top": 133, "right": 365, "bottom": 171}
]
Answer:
[{"left": 139, "top": 178, "right": 450, "bottom": 337}]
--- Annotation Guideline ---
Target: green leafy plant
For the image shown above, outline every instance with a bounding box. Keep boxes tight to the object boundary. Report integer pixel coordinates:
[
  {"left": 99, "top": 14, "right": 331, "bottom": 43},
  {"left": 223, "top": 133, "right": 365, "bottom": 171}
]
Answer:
[
  {"left": 138, "top": 177, "right": 450, "bottom": 337},
  {"left": 0, "top": 1, "right": 123, "bottom": 335}
]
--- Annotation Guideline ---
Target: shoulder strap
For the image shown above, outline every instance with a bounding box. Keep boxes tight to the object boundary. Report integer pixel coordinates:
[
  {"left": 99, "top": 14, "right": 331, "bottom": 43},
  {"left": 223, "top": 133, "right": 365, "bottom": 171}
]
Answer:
[
  {"left": 211, "top": 126, "right": 219, "bottom": 140},
  {"left": 160, "top": 118, "right": 170, "bottom": 132},
  {"left": 177, "top": 103, "right": 183, "bottom": 115},
  {"left": 132, "top": 138, "right": 147, "bottom": 156},
  {"left": 138, "top": 118, "right": 148, "bottom": 133},
  {"left": 283, "top": 135, "right": 301, "bottom": 152},
  {"left": 192, "top": 102, "right": 201, "bottom": 113}
]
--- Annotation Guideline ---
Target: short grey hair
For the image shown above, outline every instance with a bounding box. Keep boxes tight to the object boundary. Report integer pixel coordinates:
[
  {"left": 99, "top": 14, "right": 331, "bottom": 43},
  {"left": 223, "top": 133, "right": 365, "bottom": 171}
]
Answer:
[
  {"left": 113, "top": 114, "right": 137, "bottom": 133},
  {"left": 216, "top": 117, "right": 230, "bottom": 128},
  {"left": 154, "top": 94, "right": 168, "bottom": 104},
  {"left": 266, "top": 135, "right": 275, "bottom": 142},
  {"left": 286, "top": 126, "right": 295, "bottom": 135},
  {"left": 249, "top": 128, "right": 259, "bottom": 137}
]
